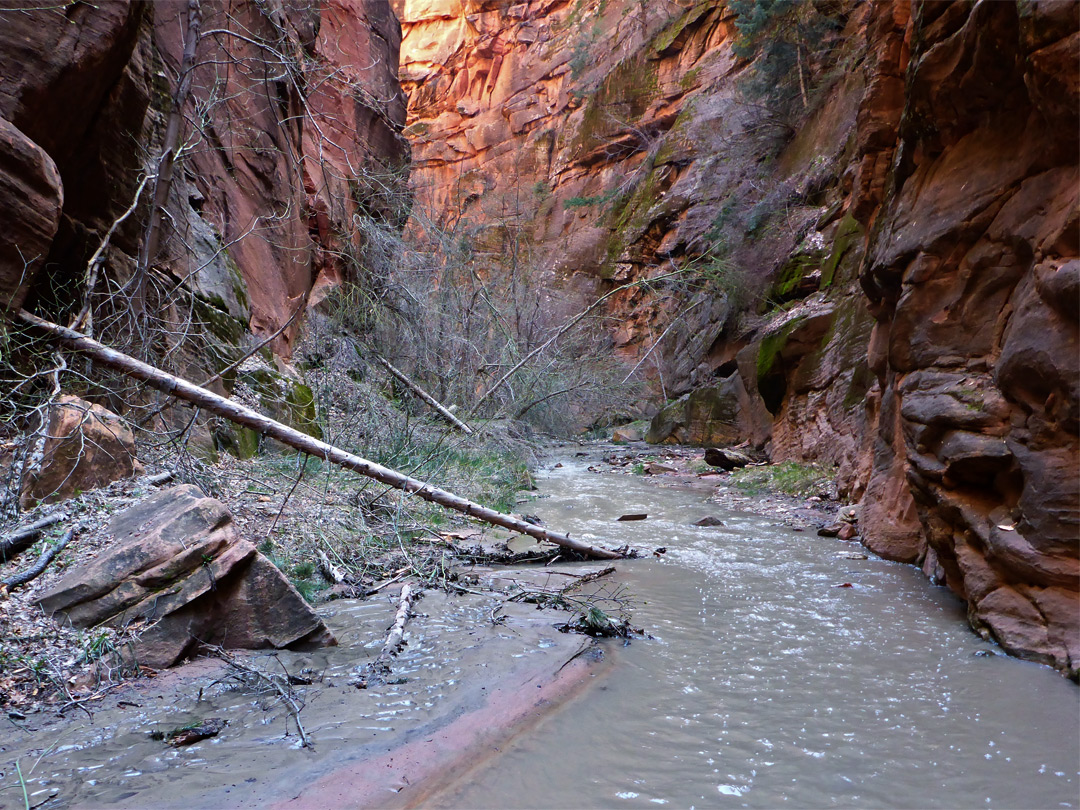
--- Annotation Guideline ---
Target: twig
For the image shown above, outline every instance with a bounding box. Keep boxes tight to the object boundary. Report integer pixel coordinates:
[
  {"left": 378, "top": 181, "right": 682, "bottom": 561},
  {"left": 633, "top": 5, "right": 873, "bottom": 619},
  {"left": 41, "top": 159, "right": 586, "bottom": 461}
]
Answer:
[
  {"left": 376, "top": 356, "right": 473, "bottom": 434},
  {"left": 561, "top": 566, "right": 616, "bottom": 592},
  {"left": 208, "top": 646, "right": 311, "bottom": 748},
  {"left": 1, "top": 528, "right": 75, "bottom": 592},
  {"left": 264, "top": 454, "right": 308, "bottom": 539},
  {"left": 365, "top": 570, "right": 409, "bottom": 595},
  {"left": 57, "top": 683, "right": 122, "bottom": 716}
]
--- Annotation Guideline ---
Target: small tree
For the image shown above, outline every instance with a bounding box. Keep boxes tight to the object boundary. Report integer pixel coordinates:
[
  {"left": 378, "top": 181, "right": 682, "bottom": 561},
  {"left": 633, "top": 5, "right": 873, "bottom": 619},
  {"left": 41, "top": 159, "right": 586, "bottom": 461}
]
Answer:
[{"left": 730, "top": 0, "right": 845, "bottom": 129}]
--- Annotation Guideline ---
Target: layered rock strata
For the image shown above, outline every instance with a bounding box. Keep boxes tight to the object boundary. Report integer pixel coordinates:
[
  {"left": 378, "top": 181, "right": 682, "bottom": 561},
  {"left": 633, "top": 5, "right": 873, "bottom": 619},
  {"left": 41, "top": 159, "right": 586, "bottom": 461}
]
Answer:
[{"left": 36, "top": 485, "right": 335, "bottom": 668}]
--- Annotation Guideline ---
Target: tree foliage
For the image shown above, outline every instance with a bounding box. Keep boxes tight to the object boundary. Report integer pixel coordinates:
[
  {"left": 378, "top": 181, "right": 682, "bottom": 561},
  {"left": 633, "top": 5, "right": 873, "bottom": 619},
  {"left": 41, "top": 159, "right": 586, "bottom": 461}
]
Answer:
[{"left": 730, "top": 0, "right": 846, "bottom": 115}]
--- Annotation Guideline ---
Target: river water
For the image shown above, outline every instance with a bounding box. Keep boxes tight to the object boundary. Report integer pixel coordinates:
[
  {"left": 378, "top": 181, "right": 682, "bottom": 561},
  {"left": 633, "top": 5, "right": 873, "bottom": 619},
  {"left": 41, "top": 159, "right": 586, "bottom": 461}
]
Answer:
[{"left": 434, "top": 451, "right": 1080, "bottom": 809}]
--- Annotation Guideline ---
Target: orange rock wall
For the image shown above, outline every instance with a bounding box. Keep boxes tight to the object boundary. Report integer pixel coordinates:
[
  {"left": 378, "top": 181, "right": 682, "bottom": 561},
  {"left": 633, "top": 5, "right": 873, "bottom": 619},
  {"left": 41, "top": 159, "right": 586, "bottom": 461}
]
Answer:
[
  {"left": 394, "top": 0, "right": 1079, "bottom": 676},
  {"left": 394, "top": 0, "right": 751, "bottom": 382},
  {"left": 855, "top": 0, "right": 1079, "bottom": 675}
]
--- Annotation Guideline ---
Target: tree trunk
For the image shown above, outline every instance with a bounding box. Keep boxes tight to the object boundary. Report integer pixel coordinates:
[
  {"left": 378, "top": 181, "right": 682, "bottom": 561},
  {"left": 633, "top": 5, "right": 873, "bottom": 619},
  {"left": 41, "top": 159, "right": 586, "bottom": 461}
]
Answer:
[
  {"left": 18, "top": 310, "right": 628, "bottom": 561},
  {"left": 376, "top": 357, "right": 473, "bottom": 434}
]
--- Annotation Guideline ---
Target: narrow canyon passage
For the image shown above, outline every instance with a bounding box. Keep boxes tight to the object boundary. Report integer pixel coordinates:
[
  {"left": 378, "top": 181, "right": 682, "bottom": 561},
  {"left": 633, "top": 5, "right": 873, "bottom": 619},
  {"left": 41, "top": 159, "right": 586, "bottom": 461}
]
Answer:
[{"left": 434, "top": 449, "right": 1080, "bottom": 809}]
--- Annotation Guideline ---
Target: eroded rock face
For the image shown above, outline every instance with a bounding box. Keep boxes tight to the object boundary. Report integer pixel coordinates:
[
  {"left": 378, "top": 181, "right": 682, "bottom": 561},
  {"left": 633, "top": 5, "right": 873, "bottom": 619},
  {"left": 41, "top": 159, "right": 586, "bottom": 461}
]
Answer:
[
  {"left": 394, "top": 0, "right": 1078, "bottom": 675},
  {"left": 20, "top": 396, "right": 143, "bottom": 508},
  {"left": 856, "top": 0, "right": 1079, "bottom": 676},
  {"left": 393, "top": 0, "right": 863, "bottom": 394},
  {"left": 151, "top": 0, "right": 409, "bottom": 353},
  {"left": 0, "top": 119, "right": 63, "bottom": 310},
  {"left": 36, "top": 485, "right": 335, "bottom": 669},
  {"left": 0, "top": 0, "right": 407, "bottom": 359}
]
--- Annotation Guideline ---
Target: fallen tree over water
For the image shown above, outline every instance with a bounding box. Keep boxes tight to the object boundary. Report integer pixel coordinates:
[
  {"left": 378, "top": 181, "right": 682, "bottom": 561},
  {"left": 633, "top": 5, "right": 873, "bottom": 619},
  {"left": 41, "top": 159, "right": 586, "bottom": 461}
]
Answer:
[{"left": 17, "top": 310, "right": 629, "bottom": 561}]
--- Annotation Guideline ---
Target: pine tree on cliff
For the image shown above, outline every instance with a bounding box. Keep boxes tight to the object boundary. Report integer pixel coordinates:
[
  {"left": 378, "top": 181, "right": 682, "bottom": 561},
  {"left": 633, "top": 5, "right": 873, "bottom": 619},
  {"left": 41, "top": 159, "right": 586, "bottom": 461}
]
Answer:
[{"left": 729, "top": 0, "right": 846, "bottom": 121}]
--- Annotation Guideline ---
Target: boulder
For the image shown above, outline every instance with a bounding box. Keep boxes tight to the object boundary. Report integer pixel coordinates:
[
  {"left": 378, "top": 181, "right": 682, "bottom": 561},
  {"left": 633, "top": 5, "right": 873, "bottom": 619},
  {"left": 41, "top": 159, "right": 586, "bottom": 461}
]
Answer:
[
  {"left": 646, "top": 377, "right": 748, "bottom": 446},
  {"left": 645, "top": 462, "right": 677, "bottom": 474},
  {"left": 703, "top": 447, "right": 751, "bottom": 471},
  {"left": 837, "top": 523, "right": 858, "bottom": 542},
  {"left": 611, "top": 425, "right": 642, "bottom": 443},
  {"left": 35, "top": 485, "right": 335, "bottom": 668},
  {"left": 20, "top": 396, "right": 143, "bottom": 508},
  {"left": 693, "top": 516, "right": 725, "bottom": 527}
]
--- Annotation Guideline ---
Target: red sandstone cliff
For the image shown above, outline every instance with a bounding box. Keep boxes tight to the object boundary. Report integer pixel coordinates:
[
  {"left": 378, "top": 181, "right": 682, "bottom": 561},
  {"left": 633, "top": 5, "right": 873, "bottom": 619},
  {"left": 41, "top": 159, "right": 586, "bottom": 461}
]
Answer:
[
  {"left": 392, "top": 0, "right": 1078, "bottom": 676},
  {"left": 0, "top": 0, "right": 407, "bottom": 357},
  {"left": 855, "top": 0, "right": 1079, "bottom": 675}
]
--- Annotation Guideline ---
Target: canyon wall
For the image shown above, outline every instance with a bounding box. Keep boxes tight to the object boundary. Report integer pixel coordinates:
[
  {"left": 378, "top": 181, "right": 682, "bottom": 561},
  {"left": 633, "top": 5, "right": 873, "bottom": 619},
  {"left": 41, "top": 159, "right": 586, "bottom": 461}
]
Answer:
[
  {"left": 855, "top": 0, "right": 1079, "bottom": 676},
  {"left": 393, "top": 0, "right": 842, "bottom": 389},
  {"left": 0, "top": 0, "right": 407, "bottom": 358},
  {"left": 393, "top": 0, "right": 1078, "bottom": 677}
]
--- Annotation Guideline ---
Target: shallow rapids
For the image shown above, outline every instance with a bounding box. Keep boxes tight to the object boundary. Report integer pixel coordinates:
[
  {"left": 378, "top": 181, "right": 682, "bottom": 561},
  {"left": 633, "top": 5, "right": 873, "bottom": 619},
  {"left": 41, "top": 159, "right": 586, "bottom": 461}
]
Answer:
[{"left": 435, "top": 451, "right": 1080, "bottom": 809}]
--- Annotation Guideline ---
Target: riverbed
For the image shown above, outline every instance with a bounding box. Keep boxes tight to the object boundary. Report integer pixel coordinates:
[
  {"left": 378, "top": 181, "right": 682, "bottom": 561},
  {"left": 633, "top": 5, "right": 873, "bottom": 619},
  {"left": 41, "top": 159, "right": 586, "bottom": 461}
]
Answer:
[
  {"left": 431, "top": 448, "right": 1080, "bottom": 809},
  {"left": 1, "top": 446, "right": 1077, "bottom": 809}
]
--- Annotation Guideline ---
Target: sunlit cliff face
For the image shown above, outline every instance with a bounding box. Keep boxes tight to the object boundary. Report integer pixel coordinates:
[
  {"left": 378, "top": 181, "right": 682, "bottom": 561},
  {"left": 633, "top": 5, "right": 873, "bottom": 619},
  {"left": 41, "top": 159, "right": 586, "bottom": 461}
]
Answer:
[{"left": 391, "top": 0, "right": 1080, "bottom": 677}]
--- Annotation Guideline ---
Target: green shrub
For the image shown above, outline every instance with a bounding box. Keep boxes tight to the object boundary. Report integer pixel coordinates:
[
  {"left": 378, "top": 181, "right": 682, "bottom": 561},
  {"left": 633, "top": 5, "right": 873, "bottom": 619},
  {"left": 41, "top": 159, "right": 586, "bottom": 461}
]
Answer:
[{"left": 731, "top": 460, "right": 833, "bottom": 498}]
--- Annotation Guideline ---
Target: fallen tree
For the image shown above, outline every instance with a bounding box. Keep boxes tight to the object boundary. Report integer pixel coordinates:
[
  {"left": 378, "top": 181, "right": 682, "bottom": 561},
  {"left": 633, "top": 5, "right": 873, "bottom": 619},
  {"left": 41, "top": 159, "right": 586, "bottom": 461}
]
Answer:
[
  {"left": 16, "top": 310, "right": 628, "bottom": 560},
  {"left": 376, "top": 356, "right": 472, "bottom": 434},
  {"left": 0, "top": 512, "right": 63, "bottom": 562}
]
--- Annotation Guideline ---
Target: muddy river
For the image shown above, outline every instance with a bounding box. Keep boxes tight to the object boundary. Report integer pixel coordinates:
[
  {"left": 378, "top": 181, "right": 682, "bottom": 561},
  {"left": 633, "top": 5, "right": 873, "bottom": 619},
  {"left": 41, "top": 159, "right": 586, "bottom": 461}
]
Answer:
[
  {"left": 3, "top": 448, "right": 1077, "bottom": 809},
  {"left": 432, "top": 452, "right": 1080, "bottom": 809}
]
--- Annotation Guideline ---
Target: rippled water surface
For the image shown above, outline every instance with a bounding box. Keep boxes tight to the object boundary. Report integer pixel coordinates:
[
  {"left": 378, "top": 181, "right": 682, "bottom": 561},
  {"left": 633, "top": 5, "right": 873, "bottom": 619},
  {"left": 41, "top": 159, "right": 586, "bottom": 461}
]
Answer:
[{"left": 436, "top": 454, "right": 1080, "bottom": 809}]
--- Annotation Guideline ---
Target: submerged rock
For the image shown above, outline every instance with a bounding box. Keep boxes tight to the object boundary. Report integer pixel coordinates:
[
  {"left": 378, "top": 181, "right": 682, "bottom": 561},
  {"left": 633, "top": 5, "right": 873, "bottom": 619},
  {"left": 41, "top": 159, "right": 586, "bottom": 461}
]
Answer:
[
  {"left": 35, "top": 485, "right": 335, "bottom": 668},
  {"left": 693, "top": 516, "right": 726, "bottom": 527}
]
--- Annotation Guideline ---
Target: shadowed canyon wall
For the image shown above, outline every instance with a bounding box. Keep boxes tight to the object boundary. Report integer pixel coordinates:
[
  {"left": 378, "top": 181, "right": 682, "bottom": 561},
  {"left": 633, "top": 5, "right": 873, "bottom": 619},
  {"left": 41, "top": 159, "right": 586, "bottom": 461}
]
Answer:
[
  {"left": 392, "top": 0, "right": 1078, "bottom": 676},
  {"left": 0, "top": 0, "right": 407, "bottom": 358},
  {"left": 856, "top": 0, "right": 1079, "bottom": 675}
]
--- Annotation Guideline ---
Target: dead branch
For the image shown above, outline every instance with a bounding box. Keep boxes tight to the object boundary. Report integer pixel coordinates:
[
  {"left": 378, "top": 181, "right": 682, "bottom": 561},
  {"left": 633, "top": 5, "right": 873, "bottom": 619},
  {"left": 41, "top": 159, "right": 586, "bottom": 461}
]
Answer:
[
  {"left": 208, "top": 645, "right": 311, "bottom": 748},
  {"left": 560, "top": 565, "right": 616, "bottom": 592},
  {"left": 376, "top": 356, "right": 473, "bottom": 434},
  {"left": 1, "top": 527, "right": 75, "bottom": 592},
  {"left": 72, "top": 174, "right": 150, "bottom": 335},
  {"left": 17, "top": 310, "right": 630, "bottom": 561},
  {"left": 355, "top": 583, "right": 421, "bottom": 686},
  {"left": 0, "top": 513, "right": 63, "bottom": 561},
  {"left": 381, "top": 582, "right": 419, "bottom": 660},
  {"left": 317, "top": 549, "right": 345, "bottom": 584}
]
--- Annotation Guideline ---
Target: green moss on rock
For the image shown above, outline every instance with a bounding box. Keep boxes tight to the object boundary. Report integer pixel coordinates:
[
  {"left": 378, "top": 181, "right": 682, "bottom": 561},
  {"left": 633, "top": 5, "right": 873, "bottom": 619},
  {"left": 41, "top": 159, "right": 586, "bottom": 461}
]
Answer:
[
  {"left": 651, "top": 2, "right": 711, "bottom": 54},
  {"left": 820, "top": 213, "right": 863, "bottom": 289}
]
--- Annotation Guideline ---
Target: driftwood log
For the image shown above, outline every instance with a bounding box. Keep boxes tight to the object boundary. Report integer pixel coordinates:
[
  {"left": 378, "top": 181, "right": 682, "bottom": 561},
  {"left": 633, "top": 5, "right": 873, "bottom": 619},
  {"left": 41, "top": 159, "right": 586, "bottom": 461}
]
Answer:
[
  {"left": 18, "top": 310, "right": 627, "bottom": 561},
  {"left": 1, "top": 527, "right": 75, "bottom": 591},
  {"left": 0, "top": 513, "right": 62, "bottom": 562}
]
